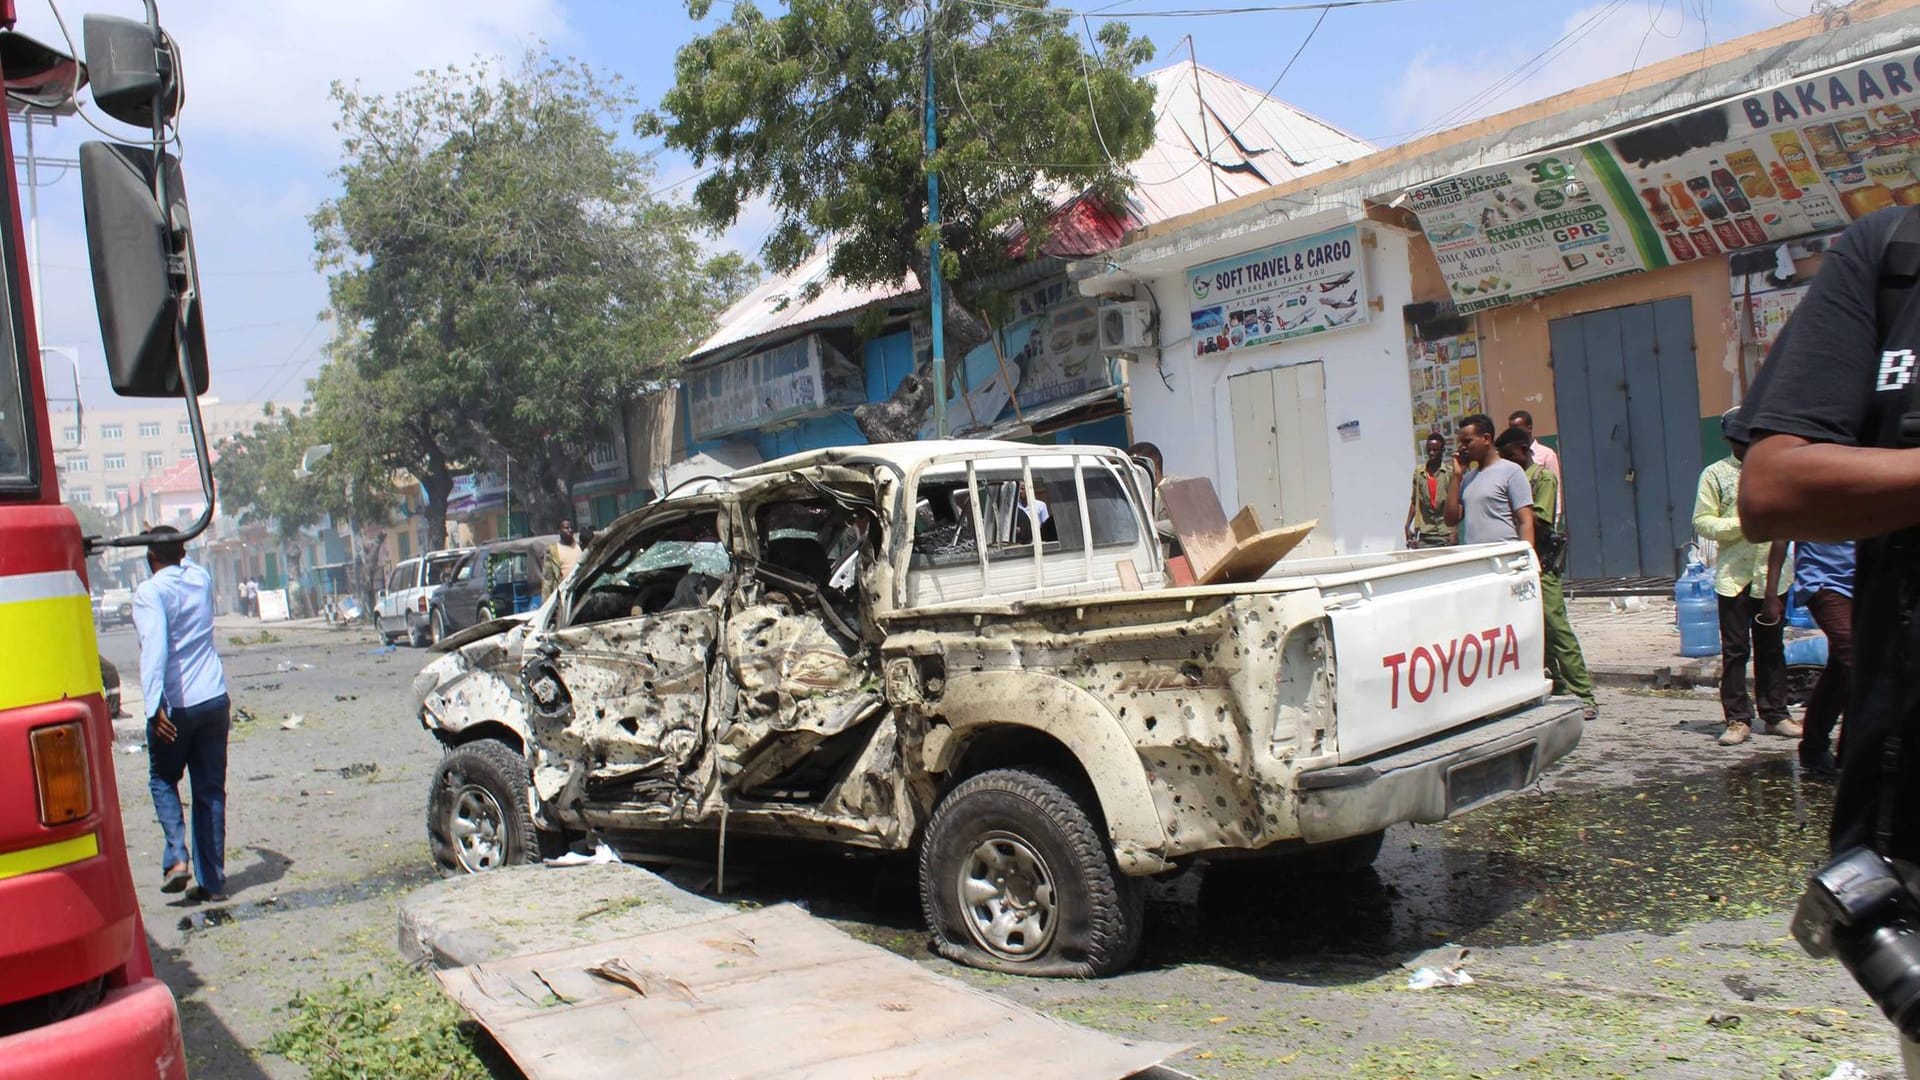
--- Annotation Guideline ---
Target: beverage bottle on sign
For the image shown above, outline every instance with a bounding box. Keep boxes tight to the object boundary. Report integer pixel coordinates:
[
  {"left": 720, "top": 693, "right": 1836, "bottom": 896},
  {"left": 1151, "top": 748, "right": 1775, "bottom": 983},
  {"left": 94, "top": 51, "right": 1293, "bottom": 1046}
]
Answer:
[
  {"left": 1665, "top": 175, "right": 1706, "bottom": 227},
  {"left": 1769, "top": 131, "right": 1823, "bottom": 188},
  {"left": 1768, "top": 160, "right": 1805, "bottom": 199},
  {"left": 1639, "top": 184, "right": 1697, "bottom": 262},
  {"left": 1711, "top": 164, "right": 1753, "bottom": 213},
  {"left": 1687, "top": 175, "right": 1746, "bottom": 248},
  {"left": 1715, "top": 166, "right": 1771, "bottom": 243}
]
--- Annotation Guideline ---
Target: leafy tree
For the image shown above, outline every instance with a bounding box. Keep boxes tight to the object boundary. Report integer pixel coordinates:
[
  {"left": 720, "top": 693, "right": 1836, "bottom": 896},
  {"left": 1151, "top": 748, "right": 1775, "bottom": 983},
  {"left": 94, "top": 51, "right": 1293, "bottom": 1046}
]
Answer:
[
  {"left": 313, "top": 53, "right": 756, "bottom": 534},
  {"left": 213, "top": 406, "right": 321, "bottom": 547},
  {"left": 644, "top": 0, "right": 1156, "bottom": 435},
  {"left": 66, "top": 500, "right": 115, "bottom": 539}
]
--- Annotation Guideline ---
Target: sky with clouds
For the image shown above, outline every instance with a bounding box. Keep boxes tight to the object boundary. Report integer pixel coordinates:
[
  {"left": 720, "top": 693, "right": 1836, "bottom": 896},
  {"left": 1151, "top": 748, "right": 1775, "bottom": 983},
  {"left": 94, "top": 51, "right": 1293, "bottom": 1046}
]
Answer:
[{"left": 10, "top": 0, "right": 1801, "bottom": 414}]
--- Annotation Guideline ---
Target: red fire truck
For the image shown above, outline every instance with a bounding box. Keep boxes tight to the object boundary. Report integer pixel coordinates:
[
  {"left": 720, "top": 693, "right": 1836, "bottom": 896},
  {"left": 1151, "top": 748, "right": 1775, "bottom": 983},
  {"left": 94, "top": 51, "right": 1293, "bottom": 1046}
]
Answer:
[{"left": 2, "top": 2, "right": 210, "bottom": 1075}]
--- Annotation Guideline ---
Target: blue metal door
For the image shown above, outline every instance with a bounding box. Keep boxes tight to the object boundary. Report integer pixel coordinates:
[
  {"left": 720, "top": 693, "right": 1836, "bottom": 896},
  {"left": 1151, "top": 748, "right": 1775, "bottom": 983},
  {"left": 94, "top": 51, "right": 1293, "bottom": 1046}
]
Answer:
[{"left": 1548, "top": 298, "right": 1703, "bottom": 579}]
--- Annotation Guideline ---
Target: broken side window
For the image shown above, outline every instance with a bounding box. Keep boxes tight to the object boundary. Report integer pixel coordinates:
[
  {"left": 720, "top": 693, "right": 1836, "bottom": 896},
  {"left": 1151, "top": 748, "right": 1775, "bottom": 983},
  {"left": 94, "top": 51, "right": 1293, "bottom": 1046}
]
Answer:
[
  {"left": 568, "top": 512, "right": 731, "bottom": 627},
  {"left": 906, "top": 454, "right": 1151, "bottom": 606}
]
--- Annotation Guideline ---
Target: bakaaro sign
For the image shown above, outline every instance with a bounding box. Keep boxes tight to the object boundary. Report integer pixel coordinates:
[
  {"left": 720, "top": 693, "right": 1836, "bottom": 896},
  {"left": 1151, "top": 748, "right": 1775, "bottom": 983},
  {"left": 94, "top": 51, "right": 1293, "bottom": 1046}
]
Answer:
[{"left": 1409, "top": 49, "right": 1920, "bottom": 313}]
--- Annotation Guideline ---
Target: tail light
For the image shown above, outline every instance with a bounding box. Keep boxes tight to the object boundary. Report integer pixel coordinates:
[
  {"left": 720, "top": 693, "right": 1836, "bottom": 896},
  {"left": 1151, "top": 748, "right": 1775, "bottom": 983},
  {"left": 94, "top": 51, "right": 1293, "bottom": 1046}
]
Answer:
[
  {"left": 418, "top": 596, "right": 428, "bottom": 613},
  {"left": 30, "top": 722, "right": 92, "bottom": 825}
]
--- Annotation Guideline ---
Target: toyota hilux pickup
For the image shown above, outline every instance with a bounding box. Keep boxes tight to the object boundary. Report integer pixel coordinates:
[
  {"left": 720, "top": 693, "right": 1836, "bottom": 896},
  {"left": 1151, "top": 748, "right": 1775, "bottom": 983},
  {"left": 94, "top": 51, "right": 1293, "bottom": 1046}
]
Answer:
[{"left": 413, "top": 440, "right": 1581, "bottom": 976}]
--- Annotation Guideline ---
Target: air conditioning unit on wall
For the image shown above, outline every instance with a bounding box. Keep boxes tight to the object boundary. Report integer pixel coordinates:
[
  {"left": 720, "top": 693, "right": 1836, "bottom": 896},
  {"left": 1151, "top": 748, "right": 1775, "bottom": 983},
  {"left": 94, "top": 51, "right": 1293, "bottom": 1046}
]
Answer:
[{"left": 1098, "top": 299, "right": 1155, "bottom": 355}]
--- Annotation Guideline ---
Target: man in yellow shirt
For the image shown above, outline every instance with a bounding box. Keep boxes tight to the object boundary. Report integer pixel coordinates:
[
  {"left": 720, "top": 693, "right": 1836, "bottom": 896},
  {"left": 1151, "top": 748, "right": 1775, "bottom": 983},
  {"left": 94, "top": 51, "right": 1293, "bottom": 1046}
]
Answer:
[
  {"left": 543, "top": 519, "right": 584, "bottom": 599},
  {"left": 1693, "top": 410, "right": 1797, "bottom": 747}
]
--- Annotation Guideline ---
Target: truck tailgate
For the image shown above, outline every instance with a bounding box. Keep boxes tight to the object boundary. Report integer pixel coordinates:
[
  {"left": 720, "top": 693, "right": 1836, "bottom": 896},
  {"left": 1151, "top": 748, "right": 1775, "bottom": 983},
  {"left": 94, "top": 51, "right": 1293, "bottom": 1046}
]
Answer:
[{"left": 1321, "top": 542, "right": 1550, "bottom": 763}]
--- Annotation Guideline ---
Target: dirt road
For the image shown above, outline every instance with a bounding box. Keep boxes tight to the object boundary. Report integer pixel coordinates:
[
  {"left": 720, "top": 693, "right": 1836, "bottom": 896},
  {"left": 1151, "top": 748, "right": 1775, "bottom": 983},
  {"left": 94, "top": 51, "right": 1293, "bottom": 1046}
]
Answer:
[{"left": 101, "top": 619, "right": 1903, "bottom": 1078}]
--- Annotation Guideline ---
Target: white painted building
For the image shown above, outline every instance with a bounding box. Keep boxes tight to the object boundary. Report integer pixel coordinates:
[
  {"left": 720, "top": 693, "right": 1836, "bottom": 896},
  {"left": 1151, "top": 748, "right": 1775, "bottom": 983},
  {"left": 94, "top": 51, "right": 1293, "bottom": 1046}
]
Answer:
[{"left": 1080, "top": 207, "right": 1418, "bottom": 559}]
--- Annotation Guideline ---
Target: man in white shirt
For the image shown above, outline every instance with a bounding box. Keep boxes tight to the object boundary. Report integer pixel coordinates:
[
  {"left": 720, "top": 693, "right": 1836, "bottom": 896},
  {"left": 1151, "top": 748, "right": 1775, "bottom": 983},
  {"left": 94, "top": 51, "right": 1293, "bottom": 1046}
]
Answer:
[{"left": 134, "top": 527, "right": 232, "bottom": 901}]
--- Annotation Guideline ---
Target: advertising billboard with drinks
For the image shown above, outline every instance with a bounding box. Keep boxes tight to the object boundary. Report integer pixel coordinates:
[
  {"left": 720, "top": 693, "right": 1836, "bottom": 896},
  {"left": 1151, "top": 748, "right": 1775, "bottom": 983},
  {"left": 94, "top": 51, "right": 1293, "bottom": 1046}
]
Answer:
[{"left": 1409, "top": 50, "right": 1920, "bottom": 313}]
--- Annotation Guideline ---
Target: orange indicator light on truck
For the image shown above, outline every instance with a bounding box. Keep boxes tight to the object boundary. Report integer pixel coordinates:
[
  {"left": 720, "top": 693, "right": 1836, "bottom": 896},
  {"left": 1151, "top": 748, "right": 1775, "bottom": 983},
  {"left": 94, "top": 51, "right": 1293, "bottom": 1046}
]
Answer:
[{"left": 30, "top": 721, "right": 91, "bottom": 825}]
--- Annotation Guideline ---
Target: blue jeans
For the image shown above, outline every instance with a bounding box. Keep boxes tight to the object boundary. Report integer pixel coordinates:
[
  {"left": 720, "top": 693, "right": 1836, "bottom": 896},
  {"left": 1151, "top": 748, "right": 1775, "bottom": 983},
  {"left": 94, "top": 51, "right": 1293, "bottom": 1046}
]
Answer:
[{"left": 148, "top": 694, "right": 229, "bottom": 895}]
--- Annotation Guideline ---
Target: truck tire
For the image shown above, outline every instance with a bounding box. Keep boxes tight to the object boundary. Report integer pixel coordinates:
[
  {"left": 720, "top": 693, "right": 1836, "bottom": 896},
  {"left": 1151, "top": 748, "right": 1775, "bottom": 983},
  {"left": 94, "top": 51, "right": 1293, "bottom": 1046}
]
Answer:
[
  {"left": 428, "top": 740, "right": 542, "bottom": 876},
  {"left": 408, "top": 616, "right": 429, "bottom": 649},
  {"left": 919, "top": 767, "right": 1144, "bottom": 978}
]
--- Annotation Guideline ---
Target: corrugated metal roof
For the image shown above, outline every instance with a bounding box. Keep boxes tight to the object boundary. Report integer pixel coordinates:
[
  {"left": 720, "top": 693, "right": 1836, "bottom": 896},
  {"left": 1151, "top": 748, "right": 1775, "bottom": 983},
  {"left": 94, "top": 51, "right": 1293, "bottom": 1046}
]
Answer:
[{"left": 688, "top": 62, "right": 1376, "bottom": 363}]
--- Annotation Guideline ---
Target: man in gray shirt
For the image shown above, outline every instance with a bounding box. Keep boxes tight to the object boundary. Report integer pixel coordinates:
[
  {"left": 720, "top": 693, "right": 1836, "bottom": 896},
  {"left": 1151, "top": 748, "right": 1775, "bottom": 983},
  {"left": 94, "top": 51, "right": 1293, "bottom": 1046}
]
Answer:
[{"left": 1444, "top": 413, "right": 1536, "bottom": 547}]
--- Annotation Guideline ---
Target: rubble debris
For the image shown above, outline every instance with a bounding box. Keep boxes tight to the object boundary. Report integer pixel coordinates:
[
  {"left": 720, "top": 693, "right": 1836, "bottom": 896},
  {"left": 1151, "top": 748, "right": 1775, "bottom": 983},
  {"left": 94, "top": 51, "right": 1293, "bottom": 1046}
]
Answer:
[
  {"left": 332, "top": 762, "right": 377, "bottom": 779},
  {"left": 546, "top": 840, "right": 622, "bottom": 868},
  {"left": 1823, "top": 1064, "right": 1870, "bottom": 1080},
  {"left": 1705, "top": 1012, "right": 1742, "bottom": 1029},
  {"left": 1406, "top": 966, "right": 1474, "bottom": 990},
  {"left": 280, "top": 714, "right": 304, "bottom": 730}
]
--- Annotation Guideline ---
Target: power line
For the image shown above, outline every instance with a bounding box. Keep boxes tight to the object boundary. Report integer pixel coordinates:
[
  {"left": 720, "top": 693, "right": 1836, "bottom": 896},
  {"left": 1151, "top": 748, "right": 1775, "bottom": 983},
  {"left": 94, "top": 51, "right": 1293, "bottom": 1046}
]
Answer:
[{"left": 1404, "top": 0, "right": 1630, "bottom": 140}]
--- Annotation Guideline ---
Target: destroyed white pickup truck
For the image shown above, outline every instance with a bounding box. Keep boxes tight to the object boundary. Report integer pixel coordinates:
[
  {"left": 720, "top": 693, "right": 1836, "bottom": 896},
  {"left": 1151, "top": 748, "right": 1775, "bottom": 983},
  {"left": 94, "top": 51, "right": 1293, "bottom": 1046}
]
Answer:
[{"left": 413, "top": 440, "right": 1581, "bottom": 976}]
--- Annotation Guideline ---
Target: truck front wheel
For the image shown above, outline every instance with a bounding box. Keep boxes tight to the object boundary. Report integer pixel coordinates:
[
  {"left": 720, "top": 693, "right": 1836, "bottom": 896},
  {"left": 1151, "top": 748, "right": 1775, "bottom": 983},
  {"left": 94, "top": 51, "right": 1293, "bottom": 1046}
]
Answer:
[
  {"left": 919, "top": 767, "right": 1144, "bottom": 978},
  {"left": 427, "top": 740, "right": 543, "bottom": 876}
]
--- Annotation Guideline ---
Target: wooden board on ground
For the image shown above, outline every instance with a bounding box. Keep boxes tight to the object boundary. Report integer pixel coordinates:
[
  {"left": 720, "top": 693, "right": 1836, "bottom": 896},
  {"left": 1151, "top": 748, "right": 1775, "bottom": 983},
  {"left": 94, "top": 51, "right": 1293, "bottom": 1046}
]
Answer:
[
  {"left": 435, "top": 902, "right": 1183, "bottom": 1080},
  {"left": 1158, "top": 477, "right": 1234, "bottom": 582},
  {"left": 1196, "top": 520, "right": 1319, "bottom": 586}
]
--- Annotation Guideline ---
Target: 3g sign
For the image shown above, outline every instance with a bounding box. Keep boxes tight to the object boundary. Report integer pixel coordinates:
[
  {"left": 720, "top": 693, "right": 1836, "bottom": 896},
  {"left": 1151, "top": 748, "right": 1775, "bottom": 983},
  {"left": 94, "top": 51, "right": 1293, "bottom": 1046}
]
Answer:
[{"left": 1522, "top": 157, "right": 1574, "bottom": 185}]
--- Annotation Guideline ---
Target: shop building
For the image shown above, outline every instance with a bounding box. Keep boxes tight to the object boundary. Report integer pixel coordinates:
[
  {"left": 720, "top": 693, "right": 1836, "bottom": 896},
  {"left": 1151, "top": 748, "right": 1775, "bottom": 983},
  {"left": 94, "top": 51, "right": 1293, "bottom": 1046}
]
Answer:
[
  {"left": 636, "top": 62, "right": 1377, "bottom": 480},
  {"left": 1078, "top": 0, "right": 1920, "bottom": 580}
]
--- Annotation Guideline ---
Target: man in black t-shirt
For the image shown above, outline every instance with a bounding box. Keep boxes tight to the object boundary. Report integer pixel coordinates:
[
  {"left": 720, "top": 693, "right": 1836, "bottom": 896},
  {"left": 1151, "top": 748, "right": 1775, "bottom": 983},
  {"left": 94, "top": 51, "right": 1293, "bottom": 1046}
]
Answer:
[{"left": 1739, "top": 206, "right": 1920, "bottom": 1071}]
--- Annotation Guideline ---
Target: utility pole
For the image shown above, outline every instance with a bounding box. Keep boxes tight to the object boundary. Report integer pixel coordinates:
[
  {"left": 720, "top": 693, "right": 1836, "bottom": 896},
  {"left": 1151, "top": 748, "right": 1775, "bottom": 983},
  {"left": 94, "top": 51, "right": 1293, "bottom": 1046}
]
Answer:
[{"left": 922, "top": 1, "right": 947, "bottom": 438}]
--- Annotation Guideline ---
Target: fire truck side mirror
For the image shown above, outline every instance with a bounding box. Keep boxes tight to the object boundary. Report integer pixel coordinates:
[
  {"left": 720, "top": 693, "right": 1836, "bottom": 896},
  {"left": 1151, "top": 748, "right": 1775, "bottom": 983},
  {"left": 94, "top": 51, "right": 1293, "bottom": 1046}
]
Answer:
[
  {"left": 80, "top": 15, "right": 179, "bottom": 129},
  {"left": 78, "top": 141, "right": 208, "bottom": 398}
]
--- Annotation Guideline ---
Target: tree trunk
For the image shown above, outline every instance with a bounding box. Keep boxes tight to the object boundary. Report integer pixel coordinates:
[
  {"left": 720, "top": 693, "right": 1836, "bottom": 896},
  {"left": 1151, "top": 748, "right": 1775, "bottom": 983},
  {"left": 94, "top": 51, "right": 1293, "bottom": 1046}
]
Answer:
[
  {"left": 853, "top": 268, "right": 995, "bottom": 443},
  {"left": 417, "top": 461, "right": 454, "bottom": 551}
]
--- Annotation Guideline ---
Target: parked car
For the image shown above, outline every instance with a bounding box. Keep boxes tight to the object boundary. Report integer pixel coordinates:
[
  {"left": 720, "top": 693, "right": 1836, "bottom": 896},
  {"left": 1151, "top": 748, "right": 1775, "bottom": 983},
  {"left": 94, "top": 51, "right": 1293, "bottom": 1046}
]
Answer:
[
  {"left": 431, "top": 536, "right": 555, "bottom": 639},
  {"left": 96, "top": 587, "right": 134, "bottom": 630},
  {"left": 376, "top": 548, "right": 470, "bottom": 647},
  {"left": 413, "top": 441, "right": 1580, "bottom": 977}
]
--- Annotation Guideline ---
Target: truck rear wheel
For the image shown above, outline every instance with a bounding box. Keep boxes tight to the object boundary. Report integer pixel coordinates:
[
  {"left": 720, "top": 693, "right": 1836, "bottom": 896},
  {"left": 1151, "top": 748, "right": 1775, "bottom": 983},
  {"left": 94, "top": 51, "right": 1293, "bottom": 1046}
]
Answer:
[
  {"left": 919, "top": 767, "right": 1144, "bottom": 978},
  {"left": 428, "top": 739, "right": 543, "bottom": 876}
]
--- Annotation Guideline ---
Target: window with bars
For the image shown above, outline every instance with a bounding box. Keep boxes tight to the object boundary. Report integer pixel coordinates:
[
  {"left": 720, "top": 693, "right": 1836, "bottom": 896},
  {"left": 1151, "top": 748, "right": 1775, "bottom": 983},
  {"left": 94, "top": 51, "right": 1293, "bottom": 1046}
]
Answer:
[{"left": 103, "top": 454, "right": 126, "bottom": 471}]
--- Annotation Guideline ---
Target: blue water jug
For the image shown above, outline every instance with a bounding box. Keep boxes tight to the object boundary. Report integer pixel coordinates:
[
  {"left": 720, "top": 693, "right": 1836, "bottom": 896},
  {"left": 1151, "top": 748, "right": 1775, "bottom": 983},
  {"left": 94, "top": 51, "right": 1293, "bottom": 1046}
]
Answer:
[
  {"left": 1785, "top": 634, "right": 1829, "bottom": 667},
  {"left": 1676, "top": 562, "right": 1720, "bottom": 658},
  {"left": 1786, "top": 586, "right": 1816, "bottom": 629}
]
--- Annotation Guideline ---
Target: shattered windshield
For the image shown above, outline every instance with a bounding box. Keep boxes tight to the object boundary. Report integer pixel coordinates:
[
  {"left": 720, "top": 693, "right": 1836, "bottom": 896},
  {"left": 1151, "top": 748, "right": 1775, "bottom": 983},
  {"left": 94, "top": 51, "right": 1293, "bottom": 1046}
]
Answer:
[{"left": 633, "top": 539, "right": 731, "bottom": 577}]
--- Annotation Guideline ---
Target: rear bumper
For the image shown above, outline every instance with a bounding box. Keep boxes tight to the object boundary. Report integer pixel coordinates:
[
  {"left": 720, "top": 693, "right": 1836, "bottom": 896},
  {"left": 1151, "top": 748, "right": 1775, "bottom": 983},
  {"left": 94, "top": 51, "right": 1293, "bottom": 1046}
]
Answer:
[
  {"left": 0, "top": 978, "right": 184, "bottom": 1080},
  {"left": 1295, "top": 698, "right": 1583, "bottom": 844}
]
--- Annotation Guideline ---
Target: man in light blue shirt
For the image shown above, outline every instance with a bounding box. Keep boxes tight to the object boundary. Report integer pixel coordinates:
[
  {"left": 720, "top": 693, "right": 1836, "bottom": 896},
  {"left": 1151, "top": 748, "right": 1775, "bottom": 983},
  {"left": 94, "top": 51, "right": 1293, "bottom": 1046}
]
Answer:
[{"left": 133, "top": 526, "right": 231, "bottom": 901}]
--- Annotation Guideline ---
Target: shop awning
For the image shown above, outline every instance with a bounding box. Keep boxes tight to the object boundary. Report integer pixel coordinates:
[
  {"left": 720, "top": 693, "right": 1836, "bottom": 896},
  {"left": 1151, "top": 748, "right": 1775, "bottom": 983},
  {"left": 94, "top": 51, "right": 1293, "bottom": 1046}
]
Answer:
[{"left": 973, "top": 386, "right": 1126, "bottom": 441}]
